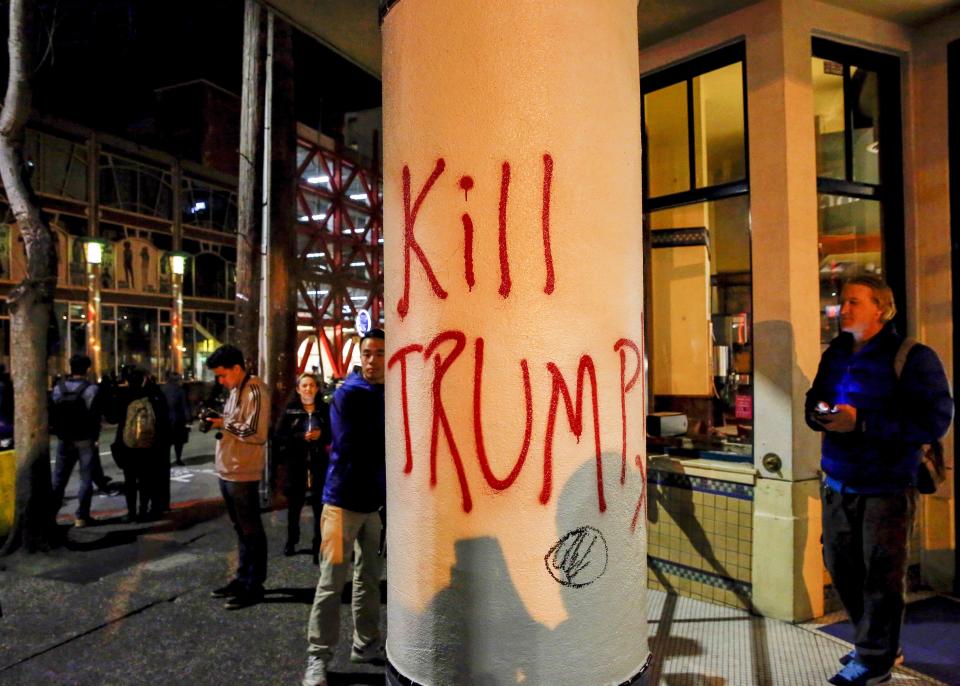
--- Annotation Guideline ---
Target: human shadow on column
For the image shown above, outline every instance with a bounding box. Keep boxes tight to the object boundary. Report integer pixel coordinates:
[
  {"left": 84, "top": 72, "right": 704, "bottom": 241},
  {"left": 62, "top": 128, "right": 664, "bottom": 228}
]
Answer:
[
  {"left": 545, "top": 452, "right": 653, "bottom": 685},
  {"left": 399, "top": 536, "right": 547, "bottom": 686}
]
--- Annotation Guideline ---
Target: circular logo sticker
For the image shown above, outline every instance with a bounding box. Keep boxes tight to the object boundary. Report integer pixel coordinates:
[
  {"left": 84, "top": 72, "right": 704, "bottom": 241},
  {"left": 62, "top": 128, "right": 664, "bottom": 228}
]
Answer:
[{"left": 356, "top": 309, "right": 372, "bottom": 336}]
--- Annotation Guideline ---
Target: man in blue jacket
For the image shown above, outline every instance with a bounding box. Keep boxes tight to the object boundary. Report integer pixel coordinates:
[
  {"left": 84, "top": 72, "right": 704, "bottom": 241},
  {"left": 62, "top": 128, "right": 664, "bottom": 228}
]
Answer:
[
  {"left": 807, "top": 275, "right": 952, "bottom": 686},
  {"left": 303, "top": 328, "right": 385, "bottom": 686}
]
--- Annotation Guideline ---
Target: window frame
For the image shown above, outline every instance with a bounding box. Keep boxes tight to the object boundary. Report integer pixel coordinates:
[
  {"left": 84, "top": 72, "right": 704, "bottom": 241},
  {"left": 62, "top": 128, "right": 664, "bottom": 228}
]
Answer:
[
  {"left": 641, "top": 41, "right": 749, "bottom": 211},
  {"left": 812, "top": 37, "right": 906, "bottom": 336}
]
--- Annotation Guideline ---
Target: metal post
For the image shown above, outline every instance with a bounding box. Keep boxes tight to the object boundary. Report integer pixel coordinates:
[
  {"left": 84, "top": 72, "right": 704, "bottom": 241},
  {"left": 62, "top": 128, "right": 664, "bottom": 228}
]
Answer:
[
  {"left": 171, "top": 260, "right": 184, "bottom": 376},
  {"left": 84, "top": 241, "right": 103, "bottom": 380}
]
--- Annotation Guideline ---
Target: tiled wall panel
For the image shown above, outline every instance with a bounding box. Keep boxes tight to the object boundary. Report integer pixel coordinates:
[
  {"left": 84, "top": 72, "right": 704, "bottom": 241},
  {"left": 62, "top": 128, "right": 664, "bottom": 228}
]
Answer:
[{"left": 647, "top": 469, "right": 754, "bottom": 611}]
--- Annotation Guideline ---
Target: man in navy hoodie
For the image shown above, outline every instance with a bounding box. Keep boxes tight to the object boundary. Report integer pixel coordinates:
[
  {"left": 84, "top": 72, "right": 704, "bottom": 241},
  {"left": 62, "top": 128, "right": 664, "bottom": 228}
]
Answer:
[
  {"left": 304, "top": 329, "right": 385, "bottom": 686},
  {"left": 807, "top": 275, "right": 952, "bottom": 686}
]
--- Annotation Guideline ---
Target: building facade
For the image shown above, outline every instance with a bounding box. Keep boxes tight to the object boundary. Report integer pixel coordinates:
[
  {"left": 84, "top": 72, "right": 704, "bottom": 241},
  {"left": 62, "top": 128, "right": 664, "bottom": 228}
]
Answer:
[
  {"left": 639, "top": 0, "right": 960, "bottom": 621},
  {"left": 0, "top": 110, "right": 382, "bottom": 385}
]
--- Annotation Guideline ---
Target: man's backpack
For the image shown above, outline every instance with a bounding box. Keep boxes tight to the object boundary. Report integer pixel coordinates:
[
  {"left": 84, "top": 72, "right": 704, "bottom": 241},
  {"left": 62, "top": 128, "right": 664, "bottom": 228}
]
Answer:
[
  {"left": 123, "top": 396, "right": 157, "bottom": 449},
  {"left": 52, "top": 380, "right": 95, "bottom": 441},
  {"left": 894, "top": 338, "right": 947, "bottom": 495}
]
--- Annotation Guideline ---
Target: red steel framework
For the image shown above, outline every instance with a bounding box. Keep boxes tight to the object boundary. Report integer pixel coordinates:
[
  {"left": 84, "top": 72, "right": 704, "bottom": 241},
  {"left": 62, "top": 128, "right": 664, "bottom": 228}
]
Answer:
[{"left": 295, "top": 136, "right": 383, "bottom": 379}]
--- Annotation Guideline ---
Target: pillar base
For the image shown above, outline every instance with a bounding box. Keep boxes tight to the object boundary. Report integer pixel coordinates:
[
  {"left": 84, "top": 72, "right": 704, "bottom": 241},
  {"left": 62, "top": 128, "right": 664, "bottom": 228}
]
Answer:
[{"left": 386, "top": 654, "right": 653, "bottom": 686}]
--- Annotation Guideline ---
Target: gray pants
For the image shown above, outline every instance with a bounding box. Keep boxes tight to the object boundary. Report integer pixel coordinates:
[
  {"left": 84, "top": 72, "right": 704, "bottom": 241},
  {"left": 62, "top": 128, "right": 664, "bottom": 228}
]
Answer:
[
  {"left": 307, "top": 505, "right": 383, "bottom": 660},
  {"left": 821, "top": 483, "right": 917, "bottom": 672}
]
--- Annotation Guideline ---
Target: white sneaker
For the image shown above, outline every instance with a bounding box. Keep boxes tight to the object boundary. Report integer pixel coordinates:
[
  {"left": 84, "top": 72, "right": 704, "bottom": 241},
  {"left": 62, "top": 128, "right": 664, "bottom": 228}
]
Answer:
[{"left": 302, "top": 655, "right": 328, "bottom": 686}]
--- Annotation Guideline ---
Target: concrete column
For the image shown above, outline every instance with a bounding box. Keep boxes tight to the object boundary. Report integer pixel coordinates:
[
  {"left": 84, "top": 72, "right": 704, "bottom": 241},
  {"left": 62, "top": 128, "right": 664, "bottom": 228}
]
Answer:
[
  {"left": 746, "top": 0, "right": 824, "bottom": 621},
  {"left": 382, "top": 1, "right": 649, "bottom": 684}
]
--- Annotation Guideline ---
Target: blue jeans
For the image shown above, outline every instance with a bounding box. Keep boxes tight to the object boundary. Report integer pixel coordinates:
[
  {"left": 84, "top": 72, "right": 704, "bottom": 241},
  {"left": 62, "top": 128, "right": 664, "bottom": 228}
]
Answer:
[
  {"left": 219, "top": 478, "right": 267, "bottom": 592},
  {"left": 52, "top": 439, "right": 96, "bottom": 520}
]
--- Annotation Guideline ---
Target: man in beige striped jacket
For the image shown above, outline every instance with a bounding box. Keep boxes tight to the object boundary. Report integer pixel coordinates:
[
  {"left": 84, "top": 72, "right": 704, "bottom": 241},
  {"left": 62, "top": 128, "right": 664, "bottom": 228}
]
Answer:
[{"left": 204, "top": 344, "right": 271, "bottom": 610}]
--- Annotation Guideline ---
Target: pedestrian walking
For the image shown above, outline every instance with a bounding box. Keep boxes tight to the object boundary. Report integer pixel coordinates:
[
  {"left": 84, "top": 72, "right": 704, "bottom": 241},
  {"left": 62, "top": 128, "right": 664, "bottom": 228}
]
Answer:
[{"left": 50, "top": 354, "right": 105, "bottom": 527}]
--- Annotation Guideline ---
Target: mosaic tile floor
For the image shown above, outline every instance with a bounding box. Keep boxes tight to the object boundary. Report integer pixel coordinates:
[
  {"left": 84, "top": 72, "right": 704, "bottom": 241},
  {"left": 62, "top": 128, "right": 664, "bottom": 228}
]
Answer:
[{"left": 647, "top": 590, "right": 946, "bottom": 686}]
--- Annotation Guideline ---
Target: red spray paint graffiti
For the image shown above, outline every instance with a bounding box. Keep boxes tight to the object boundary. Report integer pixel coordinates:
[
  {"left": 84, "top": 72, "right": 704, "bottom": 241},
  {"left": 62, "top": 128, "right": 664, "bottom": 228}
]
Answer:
[
  {"left": 392, "top": 154, "right": 645, "bottom": 528},
  {"left": 396, "top": 154, "right": 557, "bottom": 317},
  {"left": 390, "top": 331, "right": 645, "bottom": 525}
]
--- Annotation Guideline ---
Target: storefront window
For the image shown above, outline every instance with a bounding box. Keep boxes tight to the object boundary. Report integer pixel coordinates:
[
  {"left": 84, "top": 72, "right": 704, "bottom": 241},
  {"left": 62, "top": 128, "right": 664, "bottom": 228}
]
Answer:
[
  {"left": 192, "top": 253, "right": 228, "bottom": 299},
  {"left": 644, "top": 82, "right": 689, "bottom": 197},
  {"left": 693, "top": 62, "right": 746, "bottom": 188},
  {"left": 813, "top": 57, "right": 845, "bottom": 180},
  {"left": 183, "top": 324, "right": 198, "bottom": 380},
  {"left": 643, "top": 43, "right": 747, "bottom": 201},
  {"left": 812, "top": 39, "right": 903, "bottom": 345},
  {"left": 648, "top": 196, "right": 753, "bottom": 460},
  {"left": 117, "top": 307, "right": 158, "bottom": 374},
  {"left": 642, "top": 43, "right": 752, "bottom": 462},
  {"left": 192, "top": 312, "right": 226, "bottom": 379},
  {"left": 101, "top": 321, "right": 117, "bottom": 379},
  {"left": 818, "top": 195, "right": 882, "bottom": 341}
]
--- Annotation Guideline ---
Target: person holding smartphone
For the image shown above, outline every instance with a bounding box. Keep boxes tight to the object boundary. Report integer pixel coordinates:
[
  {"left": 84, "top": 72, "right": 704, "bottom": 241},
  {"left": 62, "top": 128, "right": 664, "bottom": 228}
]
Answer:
[
  {"left": 806, "top": 275, "right": 952, "bottom": 686},
  {"left": 275, "top": 372, "right": 330, "bottom": 562}
]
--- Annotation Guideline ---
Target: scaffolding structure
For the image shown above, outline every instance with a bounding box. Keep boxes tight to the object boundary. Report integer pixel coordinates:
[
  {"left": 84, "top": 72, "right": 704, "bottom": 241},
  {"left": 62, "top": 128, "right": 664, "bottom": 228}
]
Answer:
[{"left": 295, "top": 133, "right": 383, "bottom": 379}]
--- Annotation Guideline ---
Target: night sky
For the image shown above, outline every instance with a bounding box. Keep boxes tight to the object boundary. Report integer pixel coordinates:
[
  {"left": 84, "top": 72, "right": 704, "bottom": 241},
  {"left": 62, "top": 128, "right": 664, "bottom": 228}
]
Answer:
[{"left": 2, "top": 0, "right": 381, "bottom": 149}]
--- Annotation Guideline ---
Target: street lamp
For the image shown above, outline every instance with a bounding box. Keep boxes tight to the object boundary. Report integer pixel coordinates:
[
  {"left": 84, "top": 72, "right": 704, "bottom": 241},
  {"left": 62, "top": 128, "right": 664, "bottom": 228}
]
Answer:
[
  {"left": 83, "top": 238, "right": 108, "bottom": 380},
  {"left": 167, "top": 251, "right": 189, "bottom": 376}
]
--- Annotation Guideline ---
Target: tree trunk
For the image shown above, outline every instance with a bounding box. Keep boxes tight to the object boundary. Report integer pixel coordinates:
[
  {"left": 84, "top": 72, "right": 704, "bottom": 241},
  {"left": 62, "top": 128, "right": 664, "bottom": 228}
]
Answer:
[
  {"left": 0, "top": 0, "right": 58, "bottom": 554},
  {"left": 268, "top": 17, "right": 297, "bottom": 421},
  {"left": 235, "top": 0, "right": 265, "bottom": 370}
]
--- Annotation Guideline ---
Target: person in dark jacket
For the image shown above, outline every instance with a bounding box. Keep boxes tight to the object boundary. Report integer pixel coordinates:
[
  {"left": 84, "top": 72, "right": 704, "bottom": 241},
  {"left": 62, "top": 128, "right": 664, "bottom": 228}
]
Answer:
[
  {"left": 275, "top": 372, "right": 330, "bottom": 561},
  {"left": 50, "top": 354, "right": 104, "bottom": 527},
  {"left": 806, "top": 274, "right": 952, "bottom": 686},
  {"left": 107, "top": 366, "right": 171, "bottom": 522},
  {"left": 303, "top": 329, "right": 385, "bottom": 686},
  {"left": 161, "top": 371, "right": 191, "bottom": 466}
]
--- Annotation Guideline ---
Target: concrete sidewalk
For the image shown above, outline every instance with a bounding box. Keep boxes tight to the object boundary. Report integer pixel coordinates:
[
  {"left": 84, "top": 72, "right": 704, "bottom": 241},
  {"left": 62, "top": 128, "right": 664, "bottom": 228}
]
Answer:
[{"left": 0, "top": 498, "right": 949, "bottom": 686}]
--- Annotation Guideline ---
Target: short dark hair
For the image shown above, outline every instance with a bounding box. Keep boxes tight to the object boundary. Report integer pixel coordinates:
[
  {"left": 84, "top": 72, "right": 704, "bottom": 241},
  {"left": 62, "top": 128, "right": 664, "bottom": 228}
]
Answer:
[
  {"left": 206, "top": 344, "right": 245, "bottom": 370},
  {"left": 362, "top": 328, "right": 385, "bottom": 343},
  {"left": 69, "top": 354, "right": 92, "bottom": 375}
]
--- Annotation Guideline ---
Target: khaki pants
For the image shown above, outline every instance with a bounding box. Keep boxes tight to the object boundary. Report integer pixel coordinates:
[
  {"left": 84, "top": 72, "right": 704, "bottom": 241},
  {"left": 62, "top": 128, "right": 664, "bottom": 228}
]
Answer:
[{"left": 307, "top": 505, "right": 383, "bottom": 659}]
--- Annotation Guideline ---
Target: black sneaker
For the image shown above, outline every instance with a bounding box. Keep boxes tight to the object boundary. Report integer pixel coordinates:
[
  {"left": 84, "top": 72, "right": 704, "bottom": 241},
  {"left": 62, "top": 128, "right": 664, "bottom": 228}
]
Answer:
[
  {"left": 224, "top": 588, "right": 263, "bottom": 610},
  {"left": 210, "top": 579, "right": 243, "bottom": 599}
]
